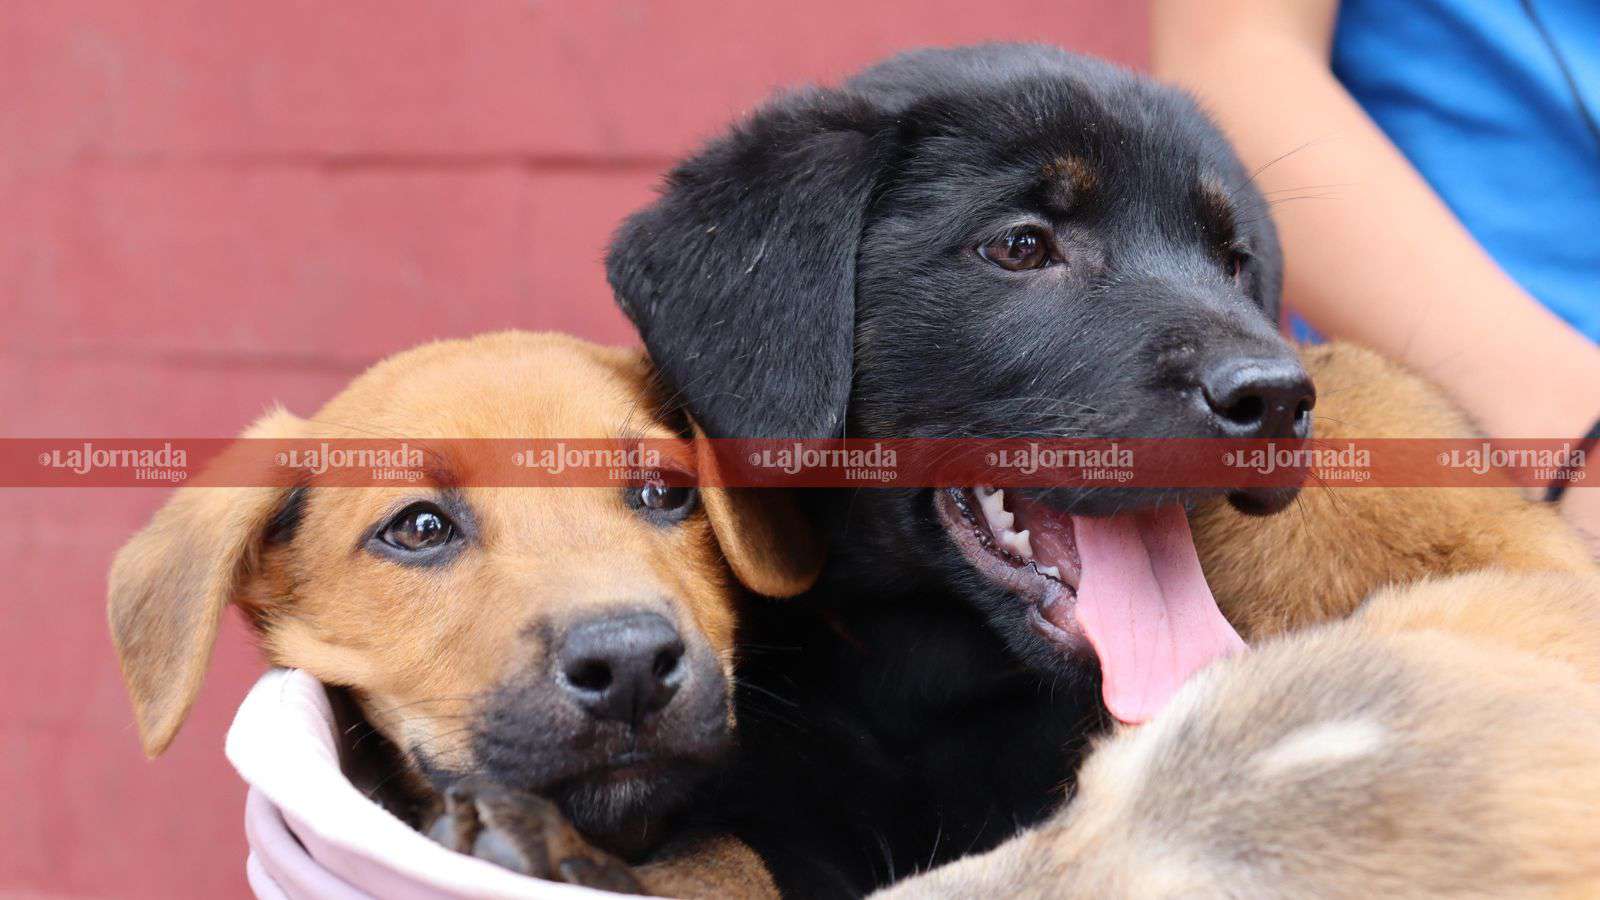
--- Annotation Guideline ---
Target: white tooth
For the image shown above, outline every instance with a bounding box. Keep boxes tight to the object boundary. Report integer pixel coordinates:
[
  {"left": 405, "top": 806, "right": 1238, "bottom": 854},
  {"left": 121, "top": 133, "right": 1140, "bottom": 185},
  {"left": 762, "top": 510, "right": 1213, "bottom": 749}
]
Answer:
[
  {"left": 980, "top": 487, "right": 1006, "bottom": 516},
  {"left": 1036, "top": 564, "right": 1061, "bottom": 579},
  {"left": 978, "top": 488, "right": 1014, "bottom": 535},
  {"left": 1002, "top": 529, "right": 1034, "bottom": 560}
]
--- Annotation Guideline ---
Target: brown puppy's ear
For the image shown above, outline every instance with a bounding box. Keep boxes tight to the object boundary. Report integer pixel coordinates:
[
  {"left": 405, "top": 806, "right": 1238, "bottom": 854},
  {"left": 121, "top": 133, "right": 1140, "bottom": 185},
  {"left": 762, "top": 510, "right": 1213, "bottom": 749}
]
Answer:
[
  {"left": 694, "top": 424, "right": 824, "bottom": 598},
  {"left": 106, "top": 407, "right": 305, "bottom": 757}
]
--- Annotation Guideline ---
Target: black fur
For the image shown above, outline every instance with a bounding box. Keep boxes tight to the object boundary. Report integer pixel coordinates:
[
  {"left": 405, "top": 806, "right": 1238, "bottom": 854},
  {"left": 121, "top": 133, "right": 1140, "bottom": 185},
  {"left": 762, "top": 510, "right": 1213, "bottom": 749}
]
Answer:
[
  {"left": 608, "top": 91, "right": 885, "bottom": 439},
  {"left": 263, "top": 485, "right": 308, "bottom": 544},
  {"left": 608, "top": 44, "right": 1303, "bottom": 895}
]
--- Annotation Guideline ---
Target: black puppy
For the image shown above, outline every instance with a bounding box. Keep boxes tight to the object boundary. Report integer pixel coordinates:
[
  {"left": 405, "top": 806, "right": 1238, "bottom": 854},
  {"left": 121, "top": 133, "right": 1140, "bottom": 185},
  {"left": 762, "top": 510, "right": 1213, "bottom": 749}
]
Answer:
[{"left": 608, "top": 45, "right": 1312, "bottom": 896}]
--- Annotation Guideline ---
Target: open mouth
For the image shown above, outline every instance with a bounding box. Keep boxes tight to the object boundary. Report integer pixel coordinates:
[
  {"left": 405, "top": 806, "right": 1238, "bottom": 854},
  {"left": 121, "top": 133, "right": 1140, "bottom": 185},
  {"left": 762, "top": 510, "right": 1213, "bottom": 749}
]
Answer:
[
  {"left": 936, "top": 487, "right": 1087, "bottom": 654},
  {"left": 936, "top": 487, "right": 1248, "bottom": 725}
]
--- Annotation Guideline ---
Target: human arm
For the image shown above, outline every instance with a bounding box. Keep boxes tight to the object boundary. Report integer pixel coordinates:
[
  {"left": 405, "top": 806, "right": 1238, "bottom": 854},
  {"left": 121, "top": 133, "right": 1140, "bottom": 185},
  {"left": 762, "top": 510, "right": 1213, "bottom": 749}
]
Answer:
[{"left": 1150, "top": 0, "right": 1600, "bottom": 544}]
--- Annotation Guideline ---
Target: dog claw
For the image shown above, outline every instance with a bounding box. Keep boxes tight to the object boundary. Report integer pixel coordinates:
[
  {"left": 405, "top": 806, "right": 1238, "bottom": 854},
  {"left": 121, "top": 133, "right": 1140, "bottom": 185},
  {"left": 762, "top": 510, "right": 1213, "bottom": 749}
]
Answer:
[
  {"left": 476, "top": 823, "right": 547, "bottom": 878},
  {"left": 559, "top": 857, "right": 649, "bottom": 894},
  {"left": 429, "top": 777, "right": 646, "bottom": 894}
]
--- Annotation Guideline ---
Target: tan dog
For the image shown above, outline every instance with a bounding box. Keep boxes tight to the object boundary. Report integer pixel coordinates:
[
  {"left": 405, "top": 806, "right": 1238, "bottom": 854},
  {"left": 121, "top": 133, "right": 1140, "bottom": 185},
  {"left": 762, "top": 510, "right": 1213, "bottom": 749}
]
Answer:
[
  {"left": 875, "top": 343, "right": 1600, "bottom": 897},
  {"left": 874, "top": 569, "right": 1600, "bottom": 898},
  {"left": 107, "top": 331, "right": 816, "bottom": 896}
]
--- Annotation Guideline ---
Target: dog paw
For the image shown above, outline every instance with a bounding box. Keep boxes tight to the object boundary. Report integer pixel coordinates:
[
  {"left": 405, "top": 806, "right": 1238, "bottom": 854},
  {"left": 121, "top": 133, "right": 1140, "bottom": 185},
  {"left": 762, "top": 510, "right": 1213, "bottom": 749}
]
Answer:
[{"left": 427, "top": 777, "right": 646, "bottom": 894}]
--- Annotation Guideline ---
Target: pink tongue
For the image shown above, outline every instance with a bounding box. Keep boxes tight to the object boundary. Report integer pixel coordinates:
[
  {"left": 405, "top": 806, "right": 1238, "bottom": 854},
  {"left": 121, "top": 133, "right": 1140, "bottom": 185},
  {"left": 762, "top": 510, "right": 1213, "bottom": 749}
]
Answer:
[{"left": 1071, "top": 506, "right": 1245, "bottom": 725}]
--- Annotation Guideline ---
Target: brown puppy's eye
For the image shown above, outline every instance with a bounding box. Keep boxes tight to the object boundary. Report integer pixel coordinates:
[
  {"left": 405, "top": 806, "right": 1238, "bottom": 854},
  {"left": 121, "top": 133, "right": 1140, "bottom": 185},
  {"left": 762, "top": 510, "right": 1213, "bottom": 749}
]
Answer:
[
  {"left": 979, "top": 226, "right": 1055, "bottom": 271},
  {"left": 380, "top": 503, "right": 455, "bottom": 552},
  {"left": 642, "top": 481, "right": 692, "bottom": 510},
  {"left": 627, "top": 477, "right": 698, "bottom": 524}
]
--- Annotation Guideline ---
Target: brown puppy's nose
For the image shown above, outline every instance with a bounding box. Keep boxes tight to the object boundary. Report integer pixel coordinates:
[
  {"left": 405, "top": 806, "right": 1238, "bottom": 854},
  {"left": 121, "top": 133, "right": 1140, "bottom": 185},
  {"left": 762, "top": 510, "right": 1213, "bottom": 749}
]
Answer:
[
  {"left": 557, "top": 612, "right": 686, "bottom": 727},
  {"left": 1199, "top": 356, "right": 1315, "bottom": 439}
]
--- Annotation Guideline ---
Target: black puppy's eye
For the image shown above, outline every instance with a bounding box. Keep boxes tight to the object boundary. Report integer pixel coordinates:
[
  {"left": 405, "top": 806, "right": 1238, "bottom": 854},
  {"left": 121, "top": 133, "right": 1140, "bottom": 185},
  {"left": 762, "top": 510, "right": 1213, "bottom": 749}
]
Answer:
[
  {"left": 627, "top": 477, "right": 698, "bottom": 523},
  {"left": 979, "top": 226, "right": 1055, "bottom": 271},
  {"left": 1229, "top": 249, "right": 1251, "bottom": 287},
  {"left": 379, "top": 502, "right": 456, "bottom": 552}
]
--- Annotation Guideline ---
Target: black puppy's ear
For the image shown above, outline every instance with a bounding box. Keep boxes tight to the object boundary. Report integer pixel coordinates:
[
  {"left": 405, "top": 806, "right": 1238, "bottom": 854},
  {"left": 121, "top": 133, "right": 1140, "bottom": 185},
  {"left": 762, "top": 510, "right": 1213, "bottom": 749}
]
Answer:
[{"left": 607, "top": 89, "right": 885, "bottom": 439}]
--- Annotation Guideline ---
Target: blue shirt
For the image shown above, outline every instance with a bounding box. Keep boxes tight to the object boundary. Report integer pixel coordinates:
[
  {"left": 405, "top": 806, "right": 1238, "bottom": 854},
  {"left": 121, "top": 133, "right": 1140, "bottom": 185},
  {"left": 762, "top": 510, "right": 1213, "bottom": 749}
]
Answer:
[{"left": 1330, "top": 0, "right": 1600, "bottom": 342}]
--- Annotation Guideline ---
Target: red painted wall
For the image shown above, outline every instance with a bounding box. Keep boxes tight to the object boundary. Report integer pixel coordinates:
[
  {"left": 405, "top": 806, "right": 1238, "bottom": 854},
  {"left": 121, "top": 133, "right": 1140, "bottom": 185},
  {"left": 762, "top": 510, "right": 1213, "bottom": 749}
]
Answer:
[{"left": 0, "top": 4, "right": 1146, "bottom": 896}]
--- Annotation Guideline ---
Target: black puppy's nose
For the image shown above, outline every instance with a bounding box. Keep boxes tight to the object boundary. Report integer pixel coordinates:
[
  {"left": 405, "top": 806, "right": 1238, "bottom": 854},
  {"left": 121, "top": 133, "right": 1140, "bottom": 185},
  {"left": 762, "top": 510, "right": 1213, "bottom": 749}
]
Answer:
[
  {"left": 557, "top": 612, "right": 686, "bottom": 727},
  {"left": 1199, "top": 357, "right": 1315, "bottom": 439}
]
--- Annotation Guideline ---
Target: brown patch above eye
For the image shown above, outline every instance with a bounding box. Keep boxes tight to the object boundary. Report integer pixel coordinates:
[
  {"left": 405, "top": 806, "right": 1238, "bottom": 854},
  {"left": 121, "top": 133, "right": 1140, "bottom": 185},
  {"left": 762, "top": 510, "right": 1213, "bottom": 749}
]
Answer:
[
  {"left": 1042, "top": 155, "right": 1097, "bottom": 206},
  {"left": 1198, "top": 175, "right": 1237, "bottom": 242}
]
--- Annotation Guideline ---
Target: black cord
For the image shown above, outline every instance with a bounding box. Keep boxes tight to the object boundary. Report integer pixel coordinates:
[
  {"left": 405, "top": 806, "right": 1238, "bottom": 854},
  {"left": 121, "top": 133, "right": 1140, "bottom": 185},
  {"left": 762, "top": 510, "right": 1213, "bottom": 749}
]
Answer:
[
  {"left": 1543, "top": 417, "right": 1600, "bottom": 503},
  {"left": 1520, "top": 0, "right": 1600, "bottom": 158}
]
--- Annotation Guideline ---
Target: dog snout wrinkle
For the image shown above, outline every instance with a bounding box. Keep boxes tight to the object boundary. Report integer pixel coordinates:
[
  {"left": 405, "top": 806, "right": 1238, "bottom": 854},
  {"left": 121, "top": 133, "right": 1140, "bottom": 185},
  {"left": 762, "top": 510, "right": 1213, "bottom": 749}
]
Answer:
[
  {"left": 1199, "top": 356, "right": 1315, "bottom": 439},
  {"left": 557, "top": 612, "right": 687, "bottom": 728}
]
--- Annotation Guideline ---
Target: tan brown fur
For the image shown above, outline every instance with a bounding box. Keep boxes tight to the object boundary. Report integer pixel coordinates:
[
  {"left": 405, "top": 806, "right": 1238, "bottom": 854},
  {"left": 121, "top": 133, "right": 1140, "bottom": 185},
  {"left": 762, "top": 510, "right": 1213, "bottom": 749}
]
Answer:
[
  {"left": 880, "top": 570, "right": 1600, "bottom": 898},
  {"left": 108, "top": 331, "right": 805, "bottom": 897},
  {"left": 878, "top": 343, "right": 1600, "bottom": 897},
  {"left": 107, "top": 408, "right": 307, "bottom": 755},
  {"left": 1043, "top": 155, "right": 1098, "bottom": 204},
  {"left": 638, "top": 835, "right": 779, "bottom": 898}
]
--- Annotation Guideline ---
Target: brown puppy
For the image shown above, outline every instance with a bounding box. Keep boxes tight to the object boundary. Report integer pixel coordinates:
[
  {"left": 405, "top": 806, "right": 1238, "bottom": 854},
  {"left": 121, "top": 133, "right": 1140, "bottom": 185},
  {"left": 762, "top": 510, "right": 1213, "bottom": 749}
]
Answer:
[
  {"left": 875, "top": 343, "right": 1600, "bottom": 897},
  {"left": 874, "top": 569, "right": 1600, "bottom": 898},
  {"left": 1194, "top": 341, "right": 1593, "bottom": 638},
  {"left": 107, "top": 331, "right": 816, "bottom": 896}
]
